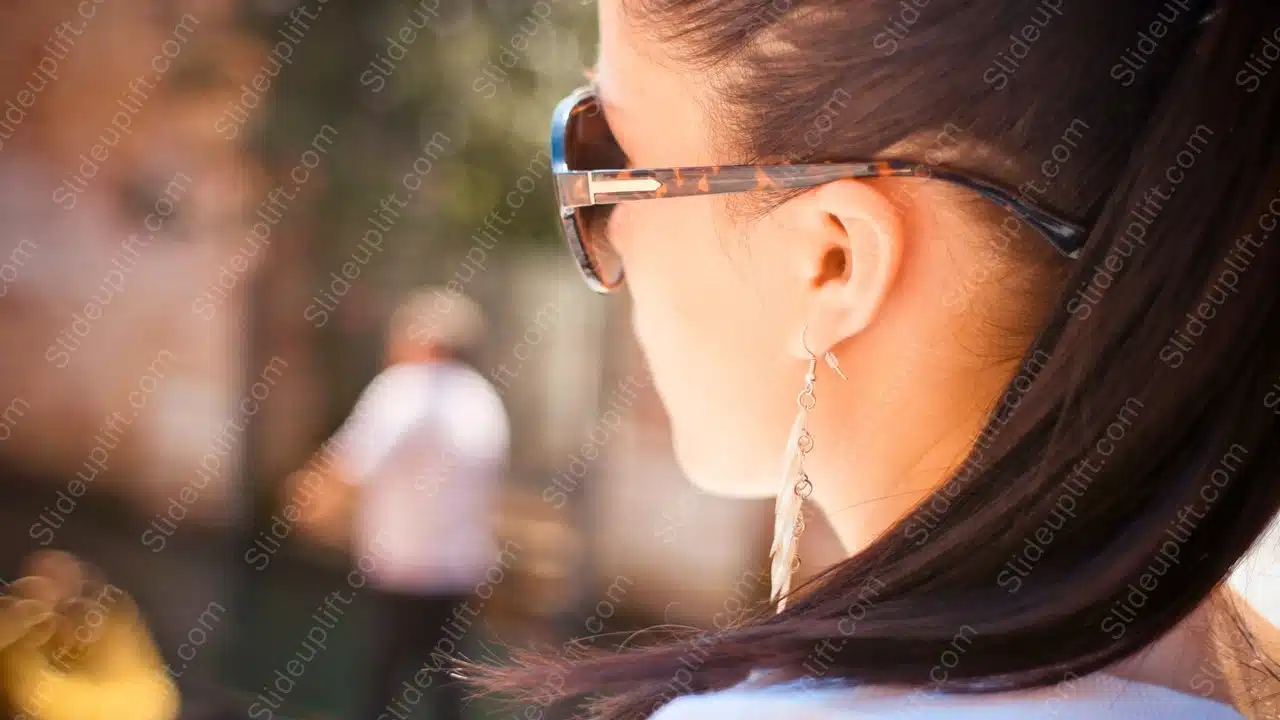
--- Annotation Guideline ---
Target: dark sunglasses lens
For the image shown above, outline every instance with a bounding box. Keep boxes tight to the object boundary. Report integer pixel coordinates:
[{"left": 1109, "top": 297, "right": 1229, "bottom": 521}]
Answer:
[
  {"left": 567, "top": 96, "right": 627, "bottom": 288},
  {"left": 574, "top": 205, "right": 621, "bottom": 288}
]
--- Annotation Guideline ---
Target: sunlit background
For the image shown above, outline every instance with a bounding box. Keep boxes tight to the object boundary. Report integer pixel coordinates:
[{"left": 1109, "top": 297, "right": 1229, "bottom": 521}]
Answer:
[{"left": 0, "top": 1, "right": 1276, "bottom": 718}]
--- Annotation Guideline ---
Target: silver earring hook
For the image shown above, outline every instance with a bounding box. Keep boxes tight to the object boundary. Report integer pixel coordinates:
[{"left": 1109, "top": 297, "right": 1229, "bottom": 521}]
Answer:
[
  {"left": 800, "top": 325, "right": 817, "bottom": 360},
  {"left": 801, "top": 325, "right": 848, "bottom": 381}
]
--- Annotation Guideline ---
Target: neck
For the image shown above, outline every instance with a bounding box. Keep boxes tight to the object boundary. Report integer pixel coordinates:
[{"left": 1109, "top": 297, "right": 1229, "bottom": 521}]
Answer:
[
  {"left": 806, "top": 338, "right": 1280, "bottom": 715},
  {"left": 810, "top": 354, "right": 1020, "bottom": 553},
  {"left": 389, "top": 345, "right": 451, "bottom": 366},
  {"left": 1109, "top": 585, "right": 1280, "bottom": 715}
]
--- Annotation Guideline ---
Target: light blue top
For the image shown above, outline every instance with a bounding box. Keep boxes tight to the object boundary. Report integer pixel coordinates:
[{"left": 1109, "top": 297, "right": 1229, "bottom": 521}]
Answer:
[{"left": 649, "top": 671, "right": 1243, "bottom": 718}]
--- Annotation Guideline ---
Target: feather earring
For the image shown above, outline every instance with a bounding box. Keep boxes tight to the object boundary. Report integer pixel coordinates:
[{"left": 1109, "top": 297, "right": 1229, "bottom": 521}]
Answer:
[{"left": 770, "top": 332, "right": 846, "bottom": 612}]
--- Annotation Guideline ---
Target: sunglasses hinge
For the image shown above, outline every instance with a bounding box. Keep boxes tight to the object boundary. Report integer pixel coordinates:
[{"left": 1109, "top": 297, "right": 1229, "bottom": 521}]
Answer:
[{"left": 586, "top": 173, "right": 662, "bottom": 204}]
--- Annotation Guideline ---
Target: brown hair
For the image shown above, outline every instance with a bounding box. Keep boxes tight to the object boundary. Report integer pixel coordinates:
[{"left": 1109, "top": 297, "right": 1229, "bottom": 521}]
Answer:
[{"left": 479, "top": 1, "right": 1280, "bottom": 716}]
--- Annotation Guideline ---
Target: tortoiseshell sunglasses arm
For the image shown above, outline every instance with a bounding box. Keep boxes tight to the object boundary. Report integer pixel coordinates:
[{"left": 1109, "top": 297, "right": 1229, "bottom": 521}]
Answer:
[{"left": 554, "top": 161, "right": 1087, "bottom": 258}]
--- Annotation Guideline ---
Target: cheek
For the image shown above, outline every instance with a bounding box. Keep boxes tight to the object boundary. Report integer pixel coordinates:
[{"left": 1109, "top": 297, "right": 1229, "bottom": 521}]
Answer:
[
  {"left": 613, "top": 199, "right": 792, "bottom": 495},
  {"left": 614, "top": 198, "right": 736, "bottom": 380}
]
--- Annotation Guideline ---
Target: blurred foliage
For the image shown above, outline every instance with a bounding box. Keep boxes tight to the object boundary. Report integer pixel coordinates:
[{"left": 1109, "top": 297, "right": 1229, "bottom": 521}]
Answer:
[{"left": 246, "top": 0, "right": 595, "bottom": 271}]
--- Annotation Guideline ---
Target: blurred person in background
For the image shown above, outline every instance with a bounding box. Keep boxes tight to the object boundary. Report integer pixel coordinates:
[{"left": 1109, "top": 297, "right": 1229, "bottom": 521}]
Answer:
[
  {"left": 477, "top": 0, "right": 1280, "bottom": 718},
  {"left": 288, "top": 287, "right": 509, "bottom": 720}
]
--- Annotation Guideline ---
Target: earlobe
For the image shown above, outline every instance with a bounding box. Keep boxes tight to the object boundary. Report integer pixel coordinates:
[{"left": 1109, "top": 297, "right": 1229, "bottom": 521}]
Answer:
[{"left": 799, "top": 178, "right": 904, "bottom": 355}]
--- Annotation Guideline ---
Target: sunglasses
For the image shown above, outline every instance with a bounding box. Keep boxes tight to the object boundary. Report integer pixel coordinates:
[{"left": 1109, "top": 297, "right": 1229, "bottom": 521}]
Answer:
[{"left": 551, "top": 85, "right": 1087, "bottom": 294}]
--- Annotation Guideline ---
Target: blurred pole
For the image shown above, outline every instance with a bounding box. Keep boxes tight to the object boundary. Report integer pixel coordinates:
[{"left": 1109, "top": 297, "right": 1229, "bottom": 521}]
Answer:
[{"left": 222, "top": 184, "right": 264, "bottom": 695}]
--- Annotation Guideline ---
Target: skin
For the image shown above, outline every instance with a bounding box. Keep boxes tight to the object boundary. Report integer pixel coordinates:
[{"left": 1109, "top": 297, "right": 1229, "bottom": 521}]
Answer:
[
  {"left": 596, "top": 0, "right": 1024, "bottom": 554},
  {"left": 595, "top": 0, "right": 1280, "bottom": 712}
]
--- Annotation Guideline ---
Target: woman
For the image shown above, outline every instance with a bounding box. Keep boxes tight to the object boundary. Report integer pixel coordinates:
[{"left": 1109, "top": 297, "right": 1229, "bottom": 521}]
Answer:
[{"left": 494, "top": 0, "right": 1280, "bottom": 717}]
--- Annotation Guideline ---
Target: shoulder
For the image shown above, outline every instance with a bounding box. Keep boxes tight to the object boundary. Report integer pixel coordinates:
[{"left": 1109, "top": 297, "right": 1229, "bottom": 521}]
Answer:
[
  {"left": 428, "top": 362, "right": 506, "bottom": 420},
  {"left": 446, "top": 361, "right": 505, "bottom": 403},
  {"left": 359, "top": 362, "right": 498, "bottom": 409},
  {"left": 369, "top": 363, "right": 433, "bottom": 393},
  {"left": 349, "top": 365, "right": 433, "bottom": 419},
  {"left": 430, "top": 362, "right": 510, "bottom": 450},
  {"left": 352, "top": 365, "right": 430, "bottom": 411},
  {"left": 648, "top": 674, "right": 1243, "bottom": 720}
]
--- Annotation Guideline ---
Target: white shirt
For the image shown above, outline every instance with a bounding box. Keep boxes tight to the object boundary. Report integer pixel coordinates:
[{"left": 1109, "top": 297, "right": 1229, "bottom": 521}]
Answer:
[
  {"left": 649, "top": 671, "right": 1243, "bottom": 718},
  {"left": 334, "top": 360, "right": 509, "bottom": 593}
]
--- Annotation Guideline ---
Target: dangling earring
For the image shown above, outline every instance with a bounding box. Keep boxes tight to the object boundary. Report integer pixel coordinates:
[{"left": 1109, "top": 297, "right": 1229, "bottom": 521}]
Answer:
[{"left": 770, "top": 328, "right": 846, "bottom": 612}]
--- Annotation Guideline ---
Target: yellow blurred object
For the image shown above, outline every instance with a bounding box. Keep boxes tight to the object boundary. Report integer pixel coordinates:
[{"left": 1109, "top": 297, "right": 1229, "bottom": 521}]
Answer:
[{"left": 0, "top": 551, "right": 179, "bottom": 720}]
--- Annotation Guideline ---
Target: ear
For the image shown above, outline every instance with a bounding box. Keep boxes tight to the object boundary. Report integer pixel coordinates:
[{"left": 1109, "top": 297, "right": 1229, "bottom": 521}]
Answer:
[{"left": 790, "top": 178, "right": 904, "bottom": 359}]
